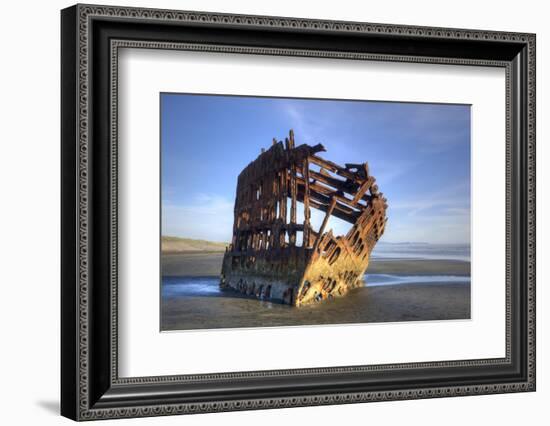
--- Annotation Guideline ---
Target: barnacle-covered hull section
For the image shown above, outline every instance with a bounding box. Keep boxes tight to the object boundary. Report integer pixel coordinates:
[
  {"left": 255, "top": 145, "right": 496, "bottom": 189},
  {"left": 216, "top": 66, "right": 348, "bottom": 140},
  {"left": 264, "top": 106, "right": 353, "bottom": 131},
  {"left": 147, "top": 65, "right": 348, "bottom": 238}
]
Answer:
[{"left": 220, "top": 130, "right": 387, "bottom": 306}]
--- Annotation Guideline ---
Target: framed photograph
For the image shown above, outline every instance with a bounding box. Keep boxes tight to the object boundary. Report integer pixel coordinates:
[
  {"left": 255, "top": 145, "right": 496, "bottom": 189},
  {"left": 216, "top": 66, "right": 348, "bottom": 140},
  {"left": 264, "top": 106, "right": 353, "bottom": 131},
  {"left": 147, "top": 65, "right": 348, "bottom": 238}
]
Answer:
[{"left": 61, "top": 4, "right": 536, "bottom": 421}]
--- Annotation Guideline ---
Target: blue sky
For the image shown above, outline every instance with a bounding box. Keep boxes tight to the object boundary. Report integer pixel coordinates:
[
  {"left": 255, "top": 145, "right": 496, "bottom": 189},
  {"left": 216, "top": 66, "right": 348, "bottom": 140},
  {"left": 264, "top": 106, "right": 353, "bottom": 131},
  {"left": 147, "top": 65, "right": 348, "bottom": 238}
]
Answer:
[{"left": 161, "top": 93, "right": 471, "bottom": 244}]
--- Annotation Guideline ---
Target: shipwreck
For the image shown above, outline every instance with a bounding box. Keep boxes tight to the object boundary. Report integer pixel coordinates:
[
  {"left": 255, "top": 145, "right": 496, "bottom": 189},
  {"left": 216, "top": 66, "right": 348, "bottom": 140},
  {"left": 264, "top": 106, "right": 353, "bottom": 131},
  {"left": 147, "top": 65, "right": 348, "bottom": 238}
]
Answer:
[{"left": 220, "top": 130, "right": 388, "bottom": 306}]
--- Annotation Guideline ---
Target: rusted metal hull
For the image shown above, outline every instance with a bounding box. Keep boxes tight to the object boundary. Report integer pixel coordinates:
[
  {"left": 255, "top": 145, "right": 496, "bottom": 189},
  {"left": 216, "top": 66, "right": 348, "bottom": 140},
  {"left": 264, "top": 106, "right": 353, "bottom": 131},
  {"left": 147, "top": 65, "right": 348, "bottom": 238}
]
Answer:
[{"left": 220, "top": 130, "right": 387, "bottom": 306}]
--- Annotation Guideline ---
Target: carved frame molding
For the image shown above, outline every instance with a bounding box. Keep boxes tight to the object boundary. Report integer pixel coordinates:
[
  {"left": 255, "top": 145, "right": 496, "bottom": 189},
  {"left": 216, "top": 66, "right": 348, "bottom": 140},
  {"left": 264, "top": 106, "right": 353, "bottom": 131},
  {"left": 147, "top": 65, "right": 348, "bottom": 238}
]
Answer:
[{"left": 61, "top": 4, "right": 536, "bottom": 421}]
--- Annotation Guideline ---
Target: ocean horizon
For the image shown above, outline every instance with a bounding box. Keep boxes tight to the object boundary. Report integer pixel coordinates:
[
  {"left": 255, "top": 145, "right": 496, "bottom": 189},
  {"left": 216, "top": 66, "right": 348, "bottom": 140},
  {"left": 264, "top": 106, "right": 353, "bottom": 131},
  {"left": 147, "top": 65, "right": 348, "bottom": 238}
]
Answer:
[
  {"left": 161, "top": 242, "right": 471, "bottom": 298},
  {"left": 371, "top": 242, "right": 470, "bottom": 261}
]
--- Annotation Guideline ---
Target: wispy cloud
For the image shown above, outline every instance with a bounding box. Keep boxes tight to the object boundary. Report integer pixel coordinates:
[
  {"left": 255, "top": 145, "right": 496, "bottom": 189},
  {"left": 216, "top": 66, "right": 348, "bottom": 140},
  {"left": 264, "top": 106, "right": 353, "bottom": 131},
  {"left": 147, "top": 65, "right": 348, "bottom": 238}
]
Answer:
[
  {"left": 384, "top": 213, "right": 470, "bottom": 244},
  {"left": 162, "top": 193, "right": 234, "bottom": 242},
  {"left": 281, "top": 102, "right": 312, "bottom": 142},
  {"left": 390, "top": 181, "right": 470, "bottom": 217},
  {"left": 403, "top": 105, "right": 471, "bottom": 154},
  {"left": 371, "top": 159, "right": 419, "bottom": 187},
  {"left": 279, "top": 101, "right": 329, "bottom": 144},
  {"left": 383, "top": 181, "right": 471, "bottom": 244},
  {"left": 162, "top": 94, "right": 471, "bottom": 244}
]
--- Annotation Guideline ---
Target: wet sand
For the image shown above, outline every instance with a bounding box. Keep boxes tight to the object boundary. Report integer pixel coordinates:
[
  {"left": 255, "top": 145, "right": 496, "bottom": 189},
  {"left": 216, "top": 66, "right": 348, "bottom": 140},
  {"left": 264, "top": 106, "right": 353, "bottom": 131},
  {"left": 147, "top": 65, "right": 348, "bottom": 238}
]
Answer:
[
  {"left": 161, "top": 252, "right": 470, "bottom": 331},
  {"left": 161, "top": 252, "right": 470, "bottom": 277},
  {"left": 162, "top": 252, "right": 225, "bottom": 276},
  {"left": 161, "top": 282, "right": 470, "bottom": 331}
]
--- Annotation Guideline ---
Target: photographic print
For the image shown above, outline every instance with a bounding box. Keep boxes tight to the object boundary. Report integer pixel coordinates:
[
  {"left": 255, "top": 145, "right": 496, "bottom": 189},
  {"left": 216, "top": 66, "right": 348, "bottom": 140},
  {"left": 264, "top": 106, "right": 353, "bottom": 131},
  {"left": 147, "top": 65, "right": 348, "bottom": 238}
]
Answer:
[{"left": 160, "top": 94, "right": 471, "bottom": 331}]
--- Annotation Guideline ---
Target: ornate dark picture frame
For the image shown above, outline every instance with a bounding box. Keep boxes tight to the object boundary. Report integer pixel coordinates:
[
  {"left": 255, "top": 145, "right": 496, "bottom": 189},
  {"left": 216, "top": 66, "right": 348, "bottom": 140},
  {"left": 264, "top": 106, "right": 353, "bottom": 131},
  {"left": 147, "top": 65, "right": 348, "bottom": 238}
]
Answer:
[{"left": 61, "top": 4, "right": 536, "bottom": 421}]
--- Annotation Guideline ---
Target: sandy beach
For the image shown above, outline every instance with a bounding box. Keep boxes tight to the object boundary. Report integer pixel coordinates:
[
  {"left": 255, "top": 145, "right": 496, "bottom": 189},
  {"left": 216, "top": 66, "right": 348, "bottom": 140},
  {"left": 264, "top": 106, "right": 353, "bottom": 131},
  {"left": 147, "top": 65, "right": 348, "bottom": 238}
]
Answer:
[
  {"left": 161, "top": 282, "right": 470, "bottom": 331},
  {"left": 161, "top": 252, "right": 470, "bottom": 277},
  {"left": 160, "top": 252, "right": 470, "bottom": 331},
  {"left": 162, "top": 252, "right": 226, "bottom": 276}
]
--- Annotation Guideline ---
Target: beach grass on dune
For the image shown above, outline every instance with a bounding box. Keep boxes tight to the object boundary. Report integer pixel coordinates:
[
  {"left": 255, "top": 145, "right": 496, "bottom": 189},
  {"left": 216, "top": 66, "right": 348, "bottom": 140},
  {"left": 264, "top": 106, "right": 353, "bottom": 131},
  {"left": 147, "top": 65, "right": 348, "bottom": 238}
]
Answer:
[{"left": 161, "top": 236, "right": 227, "bottom": 254}]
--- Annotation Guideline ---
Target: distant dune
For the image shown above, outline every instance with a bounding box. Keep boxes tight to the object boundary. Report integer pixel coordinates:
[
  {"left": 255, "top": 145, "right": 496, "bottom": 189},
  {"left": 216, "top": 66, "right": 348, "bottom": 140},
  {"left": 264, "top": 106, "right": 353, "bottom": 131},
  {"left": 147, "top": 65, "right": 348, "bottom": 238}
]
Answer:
[{"left": 161, "top": 236, "right": 228, "bottom": 254}]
